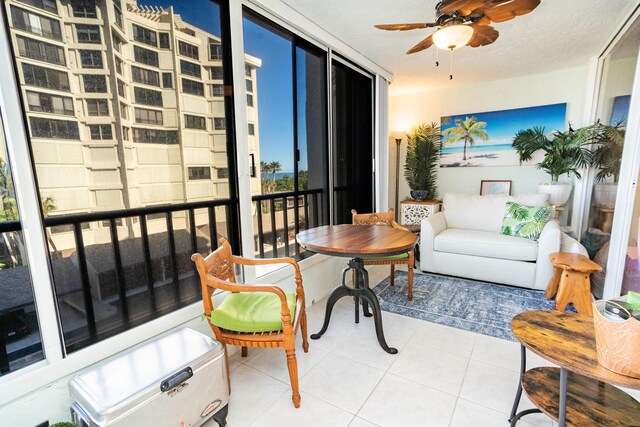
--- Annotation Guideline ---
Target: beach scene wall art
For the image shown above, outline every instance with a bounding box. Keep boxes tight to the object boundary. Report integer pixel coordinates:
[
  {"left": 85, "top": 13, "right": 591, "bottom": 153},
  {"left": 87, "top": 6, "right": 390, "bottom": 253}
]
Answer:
[{"left": 440, "top": 103, "right": 567, "bottom": 167}]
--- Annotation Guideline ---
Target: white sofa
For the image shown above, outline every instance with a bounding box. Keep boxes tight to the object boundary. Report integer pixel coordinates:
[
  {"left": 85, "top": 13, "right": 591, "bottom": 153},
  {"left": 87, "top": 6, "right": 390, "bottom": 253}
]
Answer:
[{"left": 420, "top": 193, "right": 561, "bottom": 290}]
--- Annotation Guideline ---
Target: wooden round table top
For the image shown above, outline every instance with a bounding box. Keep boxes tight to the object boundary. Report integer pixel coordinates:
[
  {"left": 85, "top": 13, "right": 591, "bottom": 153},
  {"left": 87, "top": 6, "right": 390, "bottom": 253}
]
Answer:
[
  {"left": 512, "top": 310, "right": 640, "bottom": 389},
  {"left": 296, "top": 224, "right": 417, "bottom": 258}
]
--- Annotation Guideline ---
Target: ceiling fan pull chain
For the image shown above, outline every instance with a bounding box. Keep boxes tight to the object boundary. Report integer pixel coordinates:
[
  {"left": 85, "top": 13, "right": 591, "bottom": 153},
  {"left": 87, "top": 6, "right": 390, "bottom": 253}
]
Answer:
[
  {"left": 435, "top": 48, "right": 439, "bottom": 67},
  {"left": 449, "top": 48, "right": 454, "bottom": 80}
]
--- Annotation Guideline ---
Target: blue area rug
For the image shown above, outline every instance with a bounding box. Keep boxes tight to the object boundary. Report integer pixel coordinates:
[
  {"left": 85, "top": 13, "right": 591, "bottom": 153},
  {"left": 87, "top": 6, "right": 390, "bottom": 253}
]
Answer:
[{"left": 373, "top": 271, "right": 557, "bottom": 341}]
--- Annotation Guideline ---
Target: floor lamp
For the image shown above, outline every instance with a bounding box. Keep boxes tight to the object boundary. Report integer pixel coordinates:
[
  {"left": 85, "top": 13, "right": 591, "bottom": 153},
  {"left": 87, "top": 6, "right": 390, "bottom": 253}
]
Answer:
[{"left": 394, "top": 137, "right": 402, "bottom": 222}]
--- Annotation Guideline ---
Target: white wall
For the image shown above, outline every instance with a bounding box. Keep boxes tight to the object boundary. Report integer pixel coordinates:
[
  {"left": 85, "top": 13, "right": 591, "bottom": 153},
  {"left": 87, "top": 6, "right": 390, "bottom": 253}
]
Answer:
[{"left": 388, "top": 65, "right": 590, "bottom": 225}]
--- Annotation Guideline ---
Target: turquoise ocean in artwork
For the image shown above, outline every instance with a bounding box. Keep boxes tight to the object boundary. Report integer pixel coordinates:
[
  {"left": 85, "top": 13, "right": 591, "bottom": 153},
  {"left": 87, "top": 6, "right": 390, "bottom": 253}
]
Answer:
[{"left": 441, "top": 143, "right": 513, "bottom": 154}]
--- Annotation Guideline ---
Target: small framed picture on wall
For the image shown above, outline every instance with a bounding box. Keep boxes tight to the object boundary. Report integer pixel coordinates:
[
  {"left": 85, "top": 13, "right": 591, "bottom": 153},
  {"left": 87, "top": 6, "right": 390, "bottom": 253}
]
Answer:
[{"left": 480, "top": 180, "right": 512, "bottom": 196}]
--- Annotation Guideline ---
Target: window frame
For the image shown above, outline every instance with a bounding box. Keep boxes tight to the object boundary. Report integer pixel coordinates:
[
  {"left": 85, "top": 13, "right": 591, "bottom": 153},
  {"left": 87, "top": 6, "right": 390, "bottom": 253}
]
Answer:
[
  {"left": 75, "top": 24, "right": 101, "bottom": 44},
  {"left": 184, "top": 114, "right": 206, "bottom": 130},
  {"left": 132, "top": 24, "right": 158, "bottom": 47},
  {"left": 86, "top": 99, "right": 109, "bottom": 116},
  {"left": 0, "top": 0, "right": 390, "bottom": 404},
  {"left": 82, "top": 74, "right": 107, "bottom": 93},
  {"left": 26, "top": 90, "right": 74, "bottom": 115},
  {"left": 181, "top": 78, "right": 204, "bottom": 96},
  {"left": 187, "top": 166, "right": 211, "bottom": 180},
  {"left": 79, "top": 50, "right": 103, "bottom": 69},
  {"left": 16, "top": 35, "right": 65, "bottom": 66},
  {"left": 88, "top": 123, "right": 112, "bottom": 140},
  {"left": 71, "top": 0, "right": 98, "bottom": 18}
]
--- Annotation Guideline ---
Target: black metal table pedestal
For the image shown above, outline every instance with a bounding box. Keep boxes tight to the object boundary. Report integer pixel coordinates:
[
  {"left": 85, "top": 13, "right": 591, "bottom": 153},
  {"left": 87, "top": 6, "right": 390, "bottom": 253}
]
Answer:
[
  {"left": 310, "top": 258, "right": 397, "bottom": 354},
  {"left": 509, "top": 344, "right": 568, "bottom": 427}
]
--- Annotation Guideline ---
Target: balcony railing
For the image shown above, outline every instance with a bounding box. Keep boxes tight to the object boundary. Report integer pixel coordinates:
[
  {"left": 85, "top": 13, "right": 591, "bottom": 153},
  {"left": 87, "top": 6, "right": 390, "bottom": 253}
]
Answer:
[
  {"left": 0, "top": 188, "right": 326, "bottom": 371},
  {"left": 0, "top": 198, "right": 238, "bottom": 365},
  {"left": 12, "top": 21, "right": 62, "bottom": 41},
  {"left": 252, "top": 188, "right": 326, "bottom": 259},
  {"left": 18, "top": 48, "right": 65, "bottom": 66}
]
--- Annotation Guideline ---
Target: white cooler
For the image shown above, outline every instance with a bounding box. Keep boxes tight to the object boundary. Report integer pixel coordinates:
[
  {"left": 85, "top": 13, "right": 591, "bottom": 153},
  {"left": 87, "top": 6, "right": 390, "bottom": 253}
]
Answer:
[{"left": 69, "top": 327, "right": 229, "bottom": 427}]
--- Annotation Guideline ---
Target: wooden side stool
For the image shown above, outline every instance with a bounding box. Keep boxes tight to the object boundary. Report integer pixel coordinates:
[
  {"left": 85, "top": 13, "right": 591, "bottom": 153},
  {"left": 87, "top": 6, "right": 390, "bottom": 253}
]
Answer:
[{"left": 545, "top": 252, "right": 602, "bottom": 316}]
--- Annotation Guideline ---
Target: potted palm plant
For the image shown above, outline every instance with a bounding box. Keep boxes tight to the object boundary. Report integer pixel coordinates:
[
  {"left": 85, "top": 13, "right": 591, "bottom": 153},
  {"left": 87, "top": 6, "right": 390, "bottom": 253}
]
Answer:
[
  {"left": 512, "top": 125, "right": 594, "bottom": 205},
  {"left": 592, "top": 121, "right": 625, "bottom": 208},
  {"left": 404, "top": 122, "right": 440, "bottom": 201}
]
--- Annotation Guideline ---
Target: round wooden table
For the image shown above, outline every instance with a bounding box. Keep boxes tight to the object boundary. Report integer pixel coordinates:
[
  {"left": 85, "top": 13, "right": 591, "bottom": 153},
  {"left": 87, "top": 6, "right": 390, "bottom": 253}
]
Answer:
[
  {"left": 510, "top": 310, "right": 640, "bottom": 426},
  {"left": 296, "top": 224, "right": 417, "bottom": 354}
]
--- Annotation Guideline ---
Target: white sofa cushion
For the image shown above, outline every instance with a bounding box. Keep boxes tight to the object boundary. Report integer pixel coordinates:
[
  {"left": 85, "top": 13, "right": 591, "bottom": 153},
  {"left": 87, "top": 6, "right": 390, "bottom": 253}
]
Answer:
[
  {"left": 443, "top": 193, "right": 509, "bottom": 232},
  {"left": 442, "top": 193, "right": 550, "bottom": 232},
  {"left": 510, "top": 193, "right": 550, "bottom": 207},
  {"left": 433, "top": 228, "right": 539, "bottom": 261}
]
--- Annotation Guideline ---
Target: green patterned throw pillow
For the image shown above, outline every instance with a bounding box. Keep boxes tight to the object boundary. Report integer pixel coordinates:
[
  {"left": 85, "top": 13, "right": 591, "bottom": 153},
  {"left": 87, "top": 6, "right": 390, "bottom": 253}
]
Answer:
[{"left": 500, "top": 202, "right": 553, "bottom": 241}]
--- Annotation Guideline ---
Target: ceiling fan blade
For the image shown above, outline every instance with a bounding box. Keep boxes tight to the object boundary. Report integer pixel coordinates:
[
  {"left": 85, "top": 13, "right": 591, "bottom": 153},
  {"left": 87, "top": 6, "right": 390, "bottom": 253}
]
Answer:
[
  {"left": 483, "top": 0, "right": 541, "bottom": 23},
  {"left": 375, "top": 23, "right": 437, "bottom": 31},
  {"left": 407, "top": 34, "right": 434, "bottom": 54},
  {"left": 470, "top": 14, "right": 492, "bottom": 25},
  {"left": 440, "top": 0, "right": 488, "bottom": 16},
  {"left": 467, "top": 24, "right": 499, "bottom": 47}
]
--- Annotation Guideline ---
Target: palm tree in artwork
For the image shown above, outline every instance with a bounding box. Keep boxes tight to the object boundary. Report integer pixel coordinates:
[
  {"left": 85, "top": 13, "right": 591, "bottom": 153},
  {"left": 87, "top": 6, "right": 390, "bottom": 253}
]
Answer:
[{"left": 442, "top": 116, "right": 489, "bottom": 161}]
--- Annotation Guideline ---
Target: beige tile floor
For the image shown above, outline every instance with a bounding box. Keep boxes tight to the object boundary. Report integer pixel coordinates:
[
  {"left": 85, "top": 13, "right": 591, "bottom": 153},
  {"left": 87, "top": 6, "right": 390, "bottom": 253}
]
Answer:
[{"left": 205, "top": 278, "right": 640, "bottom": 427}]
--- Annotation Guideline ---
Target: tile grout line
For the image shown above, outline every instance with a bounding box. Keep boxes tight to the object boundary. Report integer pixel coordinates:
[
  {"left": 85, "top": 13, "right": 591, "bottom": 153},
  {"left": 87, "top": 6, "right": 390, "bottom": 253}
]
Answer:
[{"left": 447, "top": 338, "right": 475, "bottom": 427}]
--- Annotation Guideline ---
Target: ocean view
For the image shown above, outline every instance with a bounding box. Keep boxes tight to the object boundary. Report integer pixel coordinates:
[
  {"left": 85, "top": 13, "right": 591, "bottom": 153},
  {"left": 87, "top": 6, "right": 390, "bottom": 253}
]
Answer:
[{"left": 272, "top": 172, "right": 295, "bottom": 179}]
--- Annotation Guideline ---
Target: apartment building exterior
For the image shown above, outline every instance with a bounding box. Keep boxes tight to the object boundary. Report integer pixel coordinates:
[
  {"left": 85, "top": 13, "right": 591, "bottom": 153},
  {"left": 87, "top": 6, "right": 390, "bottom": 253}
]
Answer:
[{"left": 4, "top": 0, "right": 261, "bottom": 248}]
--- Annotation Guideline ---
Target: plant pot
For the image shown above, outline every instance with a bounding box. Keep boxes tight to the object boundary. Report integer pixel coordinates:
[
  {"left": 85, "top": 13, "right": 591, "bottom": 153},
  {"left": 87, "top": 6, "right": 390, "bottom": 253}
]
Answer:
[
  {"left": 593, "top": 183, "right": 618, "bottom": 208},
  {"left": 538, "top": 182, "right": 573, "bottom": 206},
  {"left": 410, "top": 190, "right": 429, "bottom": 201}
]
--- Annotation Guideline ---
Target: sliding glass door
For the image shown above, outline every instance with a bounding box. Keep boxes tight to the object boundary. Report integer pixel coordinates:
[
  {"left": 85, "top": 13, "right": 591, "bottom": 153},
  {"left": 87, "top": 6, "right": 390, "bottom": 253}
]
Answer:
[
  {"left": 332, "top": 59, "right": 374, "bottom": 224},
  {"left": 243, "top": 10, "right": 329, "bottom": 258},
  {"left": 583, "top": 14, "right": 640, "bottom": 299}
]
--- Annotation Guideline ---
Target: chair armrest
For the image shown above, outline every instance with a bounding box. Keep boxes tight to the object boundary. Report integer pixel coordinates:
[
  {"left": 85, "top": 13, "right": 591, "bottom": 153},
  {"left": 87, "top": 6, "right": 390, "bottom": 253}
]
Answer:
[
  {"left": 533, "top": 219, "right": 562, "bottom": 290},
  {"left": 230, "top": 255, "right": 304, "bottom": 296},
  {"left": 391, "top": 220, "right": 410, "bottom": 232},
  {"left": 419, "top": 212, "right": 447, "bottom": 272}
]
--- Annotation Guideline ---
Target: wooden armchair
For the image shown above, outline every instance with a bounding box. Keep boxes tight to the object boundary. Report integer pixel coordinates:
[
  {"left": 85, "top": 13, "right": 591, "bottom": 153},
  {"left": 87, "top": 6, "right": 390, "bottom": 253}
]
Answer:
[
  {"left": 351, "top": 208, "right": 414, "bottom": 300},
  {"left": 191, "top": 238, "right": 308, "bottom": 408}
]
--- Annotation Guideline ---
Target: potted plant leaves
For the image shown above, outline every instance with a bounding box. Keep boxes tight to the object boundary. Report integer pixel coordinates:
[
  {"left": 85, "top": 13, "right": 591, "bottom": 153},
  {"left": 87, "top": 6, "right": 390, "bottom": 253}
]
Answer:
[
  {"left": 592, "top": 121, "right": 625, "bottom": 208},
  {"left": 404, "top": 122, "right": 440, "bottom": 201},
  {"left": 512, "top": 125, "right": 594, "bottom": 205}
]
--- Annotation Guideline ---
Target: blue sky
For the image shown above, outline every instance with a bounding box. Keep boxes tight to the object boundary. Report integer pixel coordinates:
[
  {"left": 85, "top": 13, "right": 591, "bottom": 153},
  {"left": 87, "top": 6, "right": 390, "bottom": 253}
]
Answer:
[
  {"left": 150, "top": 0, "right": 221, "bottom": 36},
  {"left": 441, "top": 103, "right": 567, "bottom": 148},
  {"left": 243, "top": 18, "right": 296, "bottom": 173}
]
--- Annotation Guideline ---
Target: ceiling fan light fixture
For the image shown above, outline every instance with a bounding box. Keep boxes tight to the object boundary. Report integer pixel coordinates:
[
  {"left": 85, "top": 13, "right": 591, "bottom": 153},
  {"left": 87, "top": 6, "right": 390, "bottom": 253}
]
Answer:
[{"left": 432, "top": 24, "right": 474, "bottom": 50}]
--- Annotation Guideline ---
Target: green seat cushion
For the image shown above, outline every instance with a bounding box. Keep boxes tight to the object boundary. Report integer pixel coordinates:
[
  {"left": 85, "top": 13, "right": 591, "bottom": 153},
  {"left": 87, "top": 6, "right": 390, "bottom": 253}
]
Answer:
[
  {"left": 500, "top": 202, "right": 553, "bottom": 241},
  {"left": 362, "top": 252, "right": 409, "bottom": 261},
  {"left": 208, "top": 291, "right": 296, "bottom": 333}
]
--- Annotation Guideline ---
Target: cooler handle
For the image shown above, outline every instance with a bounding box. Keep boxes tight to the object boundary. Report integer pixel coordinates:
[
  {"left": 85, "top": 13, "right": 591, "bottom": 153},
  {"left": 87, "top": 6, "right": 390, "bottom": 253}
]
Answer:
[{"left": 160, "top": 367, "right": 193, "bottom": 392}]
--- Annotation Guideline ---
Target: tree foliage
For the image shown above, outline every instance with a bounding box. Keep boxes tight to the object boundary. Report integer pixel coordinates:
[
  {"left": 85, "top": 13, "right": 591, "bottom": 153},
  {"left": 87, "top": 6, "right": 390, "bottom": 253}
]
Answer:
[
  {"left": 512, "top": 125, "right": 594, "bottom": 182},
  {"left": 442, "top": 116, "right": 489, "bottom": 161},
  {"left": 403, "top": 122, "right": 440, "bottom": 199},
  {"left": 591, "top": 121, "right": 625, "bottom": 183}
]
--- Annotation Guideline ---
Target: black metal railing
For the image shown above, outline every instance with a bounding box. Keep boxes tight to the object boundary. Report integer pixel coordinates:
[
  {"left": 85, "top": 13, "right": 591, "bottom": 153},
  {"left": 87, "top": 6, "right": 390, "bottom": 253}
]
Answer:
[
  {"left": 252, "top": 188, "right": 326, "bottom": 260},
  {"left": 1, "top": 189, "right": 327, "bottom": 365},
  {"left": 34, "top": 199, "right": 237, "bottom": 354}
]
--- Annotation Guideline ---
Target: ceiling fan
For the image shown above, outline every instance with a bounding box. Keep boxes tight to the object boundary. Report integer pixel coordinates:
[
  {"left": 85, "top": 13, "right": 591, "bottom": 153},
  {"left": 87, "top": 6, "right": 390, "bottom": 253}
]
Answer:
[{"left": 375, "top": 0, "right": 541, "bottom": 54}]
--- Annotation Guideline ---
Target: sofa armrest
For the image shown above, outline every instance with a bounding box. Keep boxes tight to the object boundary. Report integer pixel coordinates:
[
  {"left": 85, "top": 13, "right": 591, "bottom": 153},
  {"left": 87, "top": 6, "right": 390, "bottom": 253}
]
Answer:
[
  {"left": 420, "top": 212, "right": 447, "bottom": 272},
  {"left": 533, "top": 220, "right": 562, "bottom": 290}
]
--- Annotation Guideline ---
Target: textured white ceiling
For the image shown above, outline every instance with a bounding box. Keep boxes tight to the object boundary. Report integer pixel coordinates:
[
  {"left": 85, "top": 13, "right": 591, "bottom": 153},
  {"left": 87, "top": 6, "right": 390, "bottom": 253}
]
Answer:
[{"left": 279, "top": 0, "right": 638, "bottom": 94}]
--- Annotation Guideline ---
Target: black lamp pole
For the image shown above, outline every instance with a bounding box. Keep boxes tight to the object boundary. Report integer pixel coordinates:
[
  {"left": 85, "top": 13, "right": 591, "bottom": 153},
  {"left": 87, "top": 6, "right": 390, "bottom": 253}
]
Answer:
[{"left": 395, "top": 138, "right": 402, "bottom": 222}]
